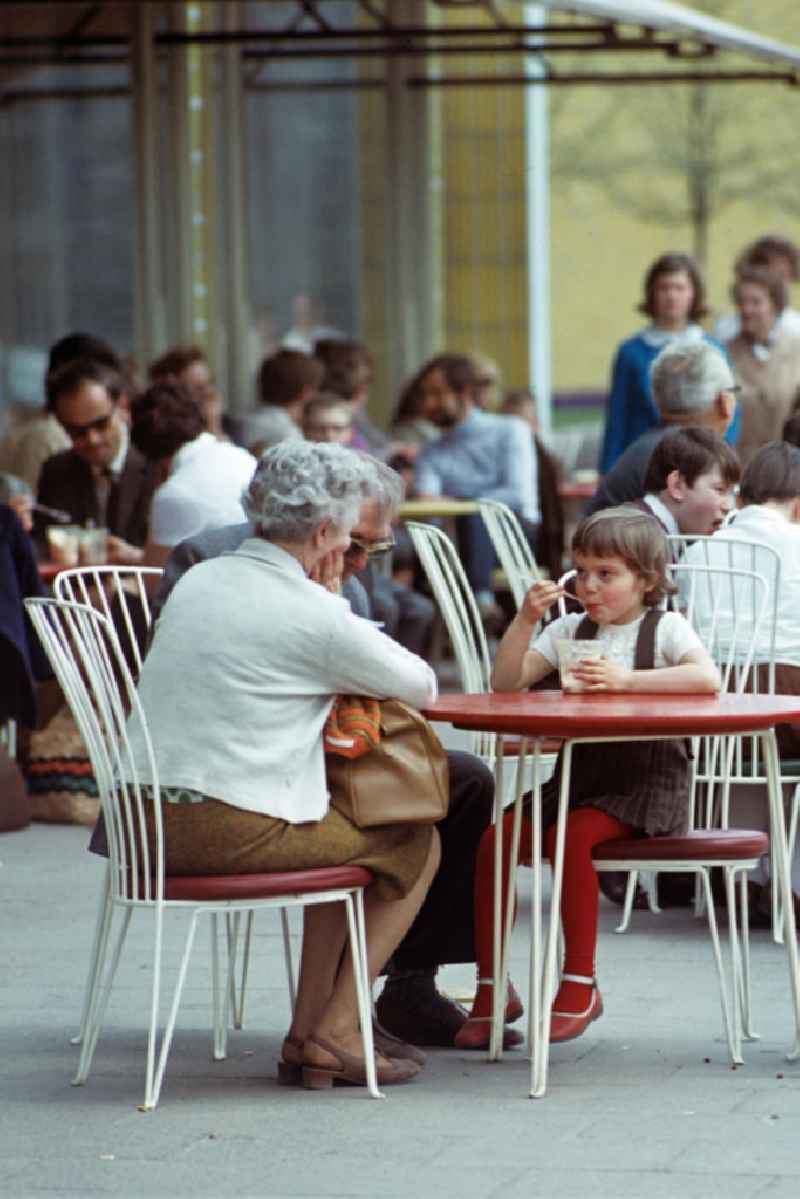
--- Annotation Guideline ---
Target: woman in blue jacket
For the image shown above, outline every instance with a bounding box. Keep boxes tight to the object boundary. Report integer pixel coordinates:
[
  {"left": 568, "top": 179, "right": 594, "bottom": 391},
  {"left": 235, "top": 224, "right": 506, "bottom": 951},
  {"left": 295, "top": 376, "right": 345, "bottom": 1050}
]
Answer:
[{"left": 600, "top": 252, "right": 738, "bottom": 473}]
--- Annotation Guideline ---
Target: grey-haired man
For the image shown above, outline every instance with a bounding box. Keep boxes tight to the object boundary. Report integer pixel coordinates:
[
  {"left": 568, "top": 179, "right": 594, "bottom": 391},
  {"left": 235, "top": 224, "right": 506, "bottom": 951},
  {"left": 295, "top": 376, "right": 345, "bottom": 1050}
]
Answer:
[{"left": 587, "top": 340, "right": 739, "bottom": 516}]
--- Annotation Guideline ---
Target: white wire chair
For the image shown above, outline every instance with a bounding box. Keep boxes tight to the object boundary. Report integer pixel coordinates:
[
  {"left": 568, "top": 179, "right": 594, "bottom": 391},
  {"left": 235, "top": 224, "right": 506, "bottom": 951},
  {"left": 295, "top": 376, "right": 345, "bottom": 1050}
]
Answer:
[
  {"left": 54, "top": 564, "right": 164, "bottom": 676},
  {"left": 55, "top": 565, "right": 279, "bottom": 1049},
  {"left": 591, "top": 561, "right": 774, "bottom": 1063},
  {"left": 477, "top": 499, "right": 542, "bottom": 607},
  {"left": 670, "top": 534, "right": 800, "bottom": 942},
  {"left": 55, "top": 566, "right": 166, "bottom": 1046},
  {"left": 406, "top": 520, "right": 557, "bottom": 803},
  {"left": 26, "top": 596, "right": 378, "bottom": 1109}
]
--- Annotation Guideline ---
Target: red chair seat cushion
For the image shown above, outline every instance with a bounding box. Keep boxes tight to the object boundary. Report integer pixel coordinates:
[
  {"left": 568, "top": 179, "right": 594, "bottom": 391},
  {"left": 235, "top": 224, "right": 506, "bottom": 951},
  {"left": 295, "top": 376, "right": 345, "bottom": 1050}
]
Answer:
[
  {"left": 593, "top": 829, "right": 769, "bottom": 863},
  {"left": 162, "top": 865, "right": 373, "bottom": 902}
]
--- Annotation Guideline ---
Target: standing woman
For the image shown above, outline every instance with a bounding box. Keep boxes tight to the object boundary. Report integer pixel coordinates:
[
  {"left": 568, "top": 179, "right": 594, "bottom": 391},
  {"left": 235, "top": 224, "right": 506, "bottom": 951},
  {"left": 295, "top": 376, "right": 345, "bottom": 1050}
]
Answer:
[
  {"left": 600, "top": 252, "right": 737, "bottom": 473},
  {"left": 725, "top": 267, "right": 800, "bottom": 467}
]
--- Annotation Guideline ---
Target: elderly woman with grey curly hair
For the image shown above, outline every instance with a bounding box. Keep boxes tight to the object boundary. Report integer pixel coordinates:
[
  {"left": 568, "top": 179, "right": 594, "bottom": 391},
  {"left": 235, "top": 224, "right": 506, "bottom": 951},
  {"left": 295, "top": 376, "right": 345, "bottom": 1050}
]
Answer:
[{"left": 125, "top": 440, "right": 440, "bottom": 1089}]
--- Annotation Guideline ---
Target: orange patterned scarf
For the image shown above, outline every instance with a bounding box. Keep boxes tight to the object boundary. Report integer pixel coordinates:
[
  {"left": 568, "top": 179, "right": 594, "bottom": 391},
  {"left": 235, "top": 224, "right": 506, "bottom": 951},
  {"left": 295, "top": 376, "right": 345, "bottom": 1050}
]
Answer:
[{"left": 324, "top": 696, "right": 381, "bottom": 759}]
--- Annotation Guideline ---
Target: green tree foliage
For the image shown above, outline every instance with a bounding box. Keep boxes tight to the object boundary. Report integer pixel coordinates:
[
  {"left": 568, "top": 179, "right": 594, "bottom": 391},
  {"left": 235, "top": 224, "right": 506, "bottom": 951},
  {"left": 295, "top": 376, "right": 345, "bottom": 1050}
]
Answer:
[{"left": 549, "top": 0, "right": 800, "bottom": 266}]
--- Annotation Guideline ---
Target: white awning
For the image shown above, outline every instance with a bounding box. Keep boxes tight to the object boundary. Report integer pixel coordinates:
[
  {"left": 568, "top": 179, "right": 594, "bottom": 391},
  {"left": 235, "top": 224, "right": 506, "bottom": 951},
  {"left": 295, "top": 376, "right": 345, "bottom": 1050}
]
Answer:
[{"left": 540, "top": 1, "right": 800, "bottom": 73}]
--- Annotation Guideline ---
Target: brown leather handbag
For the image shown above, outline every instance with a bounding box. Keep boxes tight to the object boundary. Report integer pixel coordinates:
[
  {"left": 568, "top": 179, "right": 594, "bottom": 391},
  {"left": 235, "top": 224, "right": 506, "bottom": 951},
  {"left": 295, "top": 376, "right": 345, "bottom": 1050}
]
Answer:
[{"left": 326, "top": 698, "right": 449, "bottom": 828}]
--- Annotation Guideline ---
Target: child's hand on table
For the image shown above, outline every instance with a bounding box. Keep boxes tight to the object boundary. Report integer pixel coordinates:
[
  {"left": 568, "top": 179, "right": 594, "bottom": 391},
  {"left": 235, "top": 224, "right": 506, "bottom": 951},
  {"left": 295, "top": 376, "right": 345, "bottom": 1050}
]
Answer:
[
  {"left": 570, "top": 656, "right": 632, "bottom": 692},
  {"left": 520, "top": 579, "right": 564, "bottom": 626}
]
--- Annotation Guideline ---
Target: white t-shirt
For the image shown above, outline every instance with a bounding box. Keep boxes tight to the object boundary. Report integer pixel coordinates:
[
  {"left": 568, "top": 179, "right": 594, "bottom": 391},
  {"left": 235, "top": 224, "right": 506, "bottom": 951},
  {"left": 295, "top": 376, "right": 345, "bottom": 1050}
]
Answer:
[
  {"left": 534, "top": 610, "right": 702, "bottom": 673},
  {"left": 150, "top": 432, "right": 256, "bottom": 547}
]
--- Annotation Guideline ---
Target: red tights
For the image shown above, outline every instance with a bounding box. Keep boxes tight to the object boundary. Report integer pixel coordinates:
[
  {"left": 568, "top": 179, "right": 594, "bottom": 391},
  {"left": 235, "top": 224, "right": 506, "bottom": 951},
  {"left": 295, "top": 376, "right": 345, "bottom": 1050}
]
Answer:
[{"left": 469, "top": 805, "right": 632, "bottom": 1018}]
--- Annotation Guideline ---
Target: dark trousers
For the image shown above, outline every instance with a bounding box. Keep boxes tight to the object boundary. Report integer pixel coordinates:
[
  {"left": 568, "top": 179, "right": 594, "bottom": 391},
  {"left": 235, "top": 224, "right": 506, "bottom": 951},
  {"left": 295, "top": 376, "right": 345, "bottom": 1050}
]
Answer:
[{"left": 391, "top": 749, "right": 494, "bottom": 971}]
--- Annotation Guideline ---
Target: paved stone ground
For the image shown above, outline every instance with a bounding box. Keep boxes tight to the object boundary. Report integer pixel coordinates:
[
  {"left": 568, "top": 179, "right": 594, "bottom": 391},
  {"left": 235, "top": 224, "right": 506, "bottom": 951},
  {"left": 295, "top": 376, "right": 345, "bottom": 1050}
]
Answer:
[{"left": 4, "top": 756, "right": 800, "bottom": 1197}]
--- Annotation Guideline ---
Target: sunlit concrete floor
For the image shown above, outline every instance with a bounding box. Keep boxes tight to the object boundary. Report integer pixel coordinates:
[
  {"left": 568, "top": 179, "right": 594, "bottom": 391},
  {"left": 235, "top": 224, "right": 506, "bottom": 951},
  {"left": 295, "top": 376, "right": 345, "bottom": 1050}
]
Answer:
[{"left": 3, "top": 723, "right": 800, "bottom": 1199}]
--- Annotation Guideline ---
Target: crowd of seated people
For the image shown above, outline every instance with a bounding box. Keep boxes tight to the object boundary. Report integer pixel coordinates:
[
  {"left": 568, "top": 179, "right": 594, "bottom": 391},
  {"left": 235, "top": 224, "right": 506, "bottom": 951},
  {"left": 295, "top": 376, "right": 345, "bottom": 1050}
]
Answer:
[{"left": 9, "top": 228, "right": 800, "bottom": 1086}]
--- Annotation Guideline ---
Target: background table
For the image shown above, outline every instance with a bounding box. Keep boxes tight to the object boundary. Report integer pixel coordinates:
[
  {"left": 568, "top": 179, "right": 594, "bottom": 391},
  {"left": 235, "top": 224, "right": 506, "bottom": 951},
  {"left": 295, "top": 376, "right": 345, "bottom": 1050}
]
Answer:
[
  {"left": 425, "top": 691, "right": 800, "bottom": 1096},
  {"left": 399, "top": 499, "right": 479, "bottom": 519}
]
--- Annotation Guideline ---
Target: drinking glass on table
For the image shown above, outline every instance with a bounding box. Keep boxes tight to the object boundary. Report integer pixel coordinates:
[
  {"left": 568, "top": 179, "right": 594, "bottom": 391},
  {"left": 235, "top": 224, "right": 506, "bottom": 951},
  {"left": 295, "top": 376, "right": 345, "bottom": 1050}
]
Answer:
[
  {"left": 78, "top": 526, "right": 108, "bottom": 566},
  {"left": 557, "top": 639, "right": 605, "bottom": 693},
  {"left": 47, "top": 525, "right": 82, "bottom": 566}
]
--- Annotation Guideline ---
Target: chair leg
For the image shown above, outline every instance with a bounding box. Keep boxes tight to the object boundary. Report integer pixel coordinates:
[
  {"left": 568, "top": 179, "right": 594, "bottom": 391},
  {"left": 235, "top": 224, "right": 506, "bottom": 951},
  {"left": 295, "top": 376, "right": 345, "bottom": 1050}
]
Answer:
[
  {"left": 700, "top": 869, "right": 742, "bottom": 1066},
  {"left": 642, "top": 871, "right": 661, "bottom": 915},
  {"left": 281, "top": 908, "right": 295, "bottom": 1015},
  {"left": 775, "top": 785, "right": 800, "bottom": 945},
  {"left": 142, "top": 909, "right": 200, "bottom": 1111},
  {"left": 224, "top": 913, "right": 239, "bottom": 1029},
  {"left": 346, "top": 891, "right": 383, "bottom": 1100},
  {"left": 73, "top": 907, "right": 133, "bottom": 1086},
  {"left": 772, "top": 811, "right": 784, "bottom": 946},
  {"left": 72, "top": 868, "right": 113, "bottom": 1045},
  {"left": 735, "top": 867, "right": 759, "bottom": 1042},
  {"left": 210, "top": 915, "right": 227, "bottom": 1062},
  {"left": 235, "top": 911, "right": 255, "bottom": 1030},
  {"left": 615, "top": 872, "right": 638, "bottom": 933}
]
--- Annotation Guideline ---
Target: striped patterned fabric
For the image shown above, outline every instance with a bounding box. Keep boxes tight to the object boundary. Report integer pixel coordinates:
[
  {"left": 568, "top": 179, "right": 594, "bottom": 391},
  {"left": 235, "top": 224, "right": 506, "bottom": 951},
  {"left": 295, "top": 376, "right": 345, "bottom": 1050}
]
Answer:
[{"left": 324, "top": 696, "right": 381, "bottom": 759}]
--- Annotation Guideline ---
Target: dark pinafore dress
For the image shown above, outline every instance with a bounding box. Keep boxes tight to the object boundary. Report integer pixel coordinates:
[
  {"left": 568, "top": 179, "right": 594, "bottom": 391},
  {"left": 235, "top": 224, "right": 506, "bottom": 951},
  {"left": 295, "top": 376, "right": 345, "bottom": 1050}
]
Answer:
[{"left": 536, "top": 609, "right": 692, "bottom": 837}]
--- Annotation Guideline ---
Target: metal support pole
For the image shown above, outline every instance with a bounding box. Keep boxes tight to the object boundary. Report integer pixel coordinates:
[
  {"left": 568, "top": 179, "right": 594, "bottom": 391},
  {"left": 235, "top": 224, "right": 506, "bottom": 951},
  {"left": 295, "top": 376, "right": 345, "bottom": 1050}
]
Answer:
[
  {"left": 383, "top": 0, "right": 439, "bottom": 402},
  {"left": 167, "top": 3, "right": 194, "bottom": 342},
  {"left": 524, "top": 3, "right": 552, "bottom": 435},
  {"left": 132, "top": 2, "right": 165, "bottom": 364},
  {"left": 220, "top": 1, "right": 251, "bottom": 414}
]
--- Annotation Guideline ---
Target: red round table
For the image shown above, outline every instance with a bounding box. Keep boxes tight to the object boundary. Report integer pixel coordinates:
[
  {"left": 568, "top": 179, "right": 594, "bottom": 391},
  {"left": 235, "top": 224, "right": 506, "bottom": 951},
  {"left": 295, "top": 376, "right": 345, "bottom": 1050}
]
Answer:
[{"left": 424, "top": 691, "right": 800, "bottom": 1096}]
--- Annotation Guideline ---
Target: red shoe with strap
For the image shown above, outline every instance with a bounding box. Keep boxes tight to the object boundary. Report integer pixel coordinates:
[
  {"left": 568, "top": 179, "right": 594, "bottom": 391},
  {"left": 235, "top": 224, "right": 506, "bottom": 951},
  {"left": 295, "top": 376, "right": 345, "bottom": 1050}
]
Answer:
[
  {"left": 453, "top": 977, "right": 525, "bottom": 1050},
  {"left": 549, "top": 974, "right": 603, "bottom": 1043}
]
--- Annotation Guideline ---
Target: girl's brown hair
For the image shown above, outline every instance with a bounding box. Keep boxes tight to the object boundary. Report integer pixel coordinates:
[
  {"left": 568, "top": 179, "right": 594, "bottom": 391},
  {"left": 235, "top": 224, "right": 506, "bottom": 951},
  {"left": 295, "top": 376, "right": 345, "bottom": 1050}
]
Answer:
[{"left": 571, "top": 505, "right": 676, "bottom": 608}]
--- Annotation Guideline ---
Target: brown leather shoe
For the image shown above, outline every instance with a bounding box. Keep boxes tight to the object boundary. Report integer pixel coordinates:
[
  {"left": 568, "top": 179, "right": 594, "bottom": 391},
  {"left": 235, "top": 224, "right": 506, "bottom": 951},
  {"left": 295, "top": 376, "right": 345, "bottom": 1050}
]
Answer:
[
  {"left": 372, "top": 1020, "right": 427, "bottom": 1067},
  {"left": 277, "top": 1034, "right": 304, "bottom": 1085},
  {"left": 301, "top": 1035, "right": 420, "bottom": 1089},
  {"left": 376, "top": 973, "right": 468, "bottom": 1047}
]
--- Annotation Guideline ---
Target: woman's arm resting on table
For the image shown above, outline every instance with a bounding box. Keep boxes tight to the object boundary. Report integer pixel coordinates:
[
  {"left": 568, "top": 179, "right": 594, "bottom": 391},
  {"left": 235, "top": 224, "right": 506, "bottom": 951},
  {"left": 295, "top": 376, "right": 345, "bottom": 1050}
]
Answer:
[
  {"left": 325, "top": 606, "right": 438, "bottom": 708},
  {"left": 571, "top": 647, "right": 720, "bottom": 694}
]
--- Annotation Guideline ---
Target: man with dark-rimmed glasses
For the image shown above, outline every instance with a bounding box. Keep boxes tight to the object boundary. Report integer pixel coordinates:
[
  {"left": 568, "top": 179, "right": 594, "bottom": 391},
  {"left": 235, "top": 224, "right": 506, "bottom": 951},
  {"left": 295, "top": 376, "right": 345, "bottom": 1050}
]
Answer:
[{"left": 35, "top": 356, "right": 159, "bottom": 563}]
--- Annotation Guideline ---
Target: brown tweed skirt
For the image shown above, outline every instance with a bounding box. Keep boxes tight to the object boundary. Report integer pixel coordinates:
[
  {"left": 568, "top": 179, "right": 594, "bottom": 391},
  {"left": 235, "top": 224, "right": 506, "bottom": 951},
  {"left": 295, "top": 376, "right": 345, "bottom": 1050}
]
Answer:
[{"left": 145, "top": 798, "right": 433, "bottom": 901}]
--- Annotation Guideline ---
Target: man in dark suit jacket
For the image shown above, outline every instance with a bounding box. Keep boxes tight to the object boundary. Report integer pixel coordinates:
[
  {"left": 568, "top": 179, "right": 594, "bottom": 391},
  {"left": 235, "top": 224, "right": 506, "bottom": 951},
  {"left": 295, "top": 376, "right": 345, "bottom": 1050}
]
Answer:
[{"left": 35, "top": 357, "right": 160, "bottom": 563}]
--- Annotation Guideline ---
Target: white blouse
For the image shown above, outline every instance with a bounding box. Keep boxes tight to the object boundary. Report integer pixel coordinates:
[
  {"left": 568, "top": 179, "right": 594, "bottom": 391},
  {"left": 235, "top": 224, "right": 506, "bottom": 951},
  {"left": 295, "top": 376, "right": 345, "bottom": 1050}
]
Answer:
[
  {"left": 123, "top": 539, "right": 438, "bottom": 822},
  {"left": 534, "top": 610, "right": 702, "bottom": 672},
  {"left": 686, "top": 504, "right": 800, "bottom": 667}
]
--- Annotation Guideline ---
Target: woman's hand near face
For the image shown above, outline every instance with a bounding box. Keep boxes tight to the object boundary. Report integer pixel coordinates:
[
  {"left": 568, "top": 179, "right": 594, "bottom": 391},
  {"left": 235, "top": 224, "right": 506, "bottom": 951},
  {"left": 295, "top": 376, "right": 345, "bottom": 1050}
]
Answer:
[
  {"left": 519, "top": 579, "right": 564, "bottom": 627},
  {"left": 310, "top": 549, "right": 343, "bottom": 594}
]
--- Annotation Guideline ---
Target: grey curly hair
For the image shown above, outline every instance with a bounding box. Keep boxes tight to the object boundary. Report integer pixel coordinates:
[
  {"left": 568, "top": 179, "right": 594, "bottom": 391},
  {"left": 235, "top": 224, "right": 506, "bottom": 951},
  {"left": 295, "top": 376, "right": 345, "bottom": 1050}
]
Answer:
[{"left": 242, "top": 440, "right": 377, "bottom": 541}]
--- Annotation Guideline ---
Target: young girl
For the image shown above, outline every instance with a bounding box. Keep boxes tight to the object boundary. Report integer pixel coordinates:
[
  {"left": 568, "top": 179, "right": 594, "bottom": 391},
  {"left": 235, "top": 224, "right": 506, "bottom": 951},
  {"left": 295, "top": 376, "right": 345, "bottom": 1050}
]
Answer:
[{"left": 455, "top": 506, "right": 720, "bottom": 1050}]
